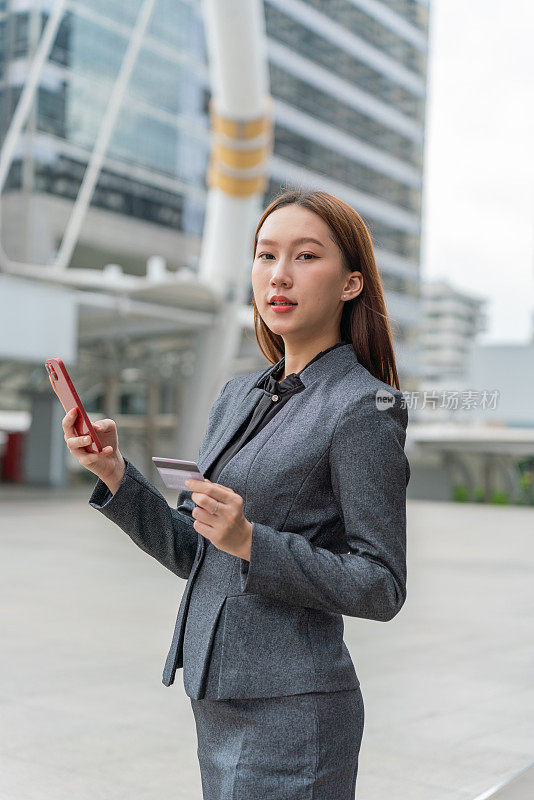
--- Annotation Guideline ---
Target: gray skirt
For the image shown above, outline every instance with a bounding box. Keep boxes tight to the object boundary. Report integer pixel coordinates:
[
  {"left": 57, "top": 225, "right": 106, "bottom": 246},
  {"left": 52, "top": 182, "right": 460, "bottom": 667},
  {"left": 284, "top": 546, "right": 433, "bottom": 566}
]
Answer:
[{"left": 190, "top": 686, "right": 365, "bottom": 800}]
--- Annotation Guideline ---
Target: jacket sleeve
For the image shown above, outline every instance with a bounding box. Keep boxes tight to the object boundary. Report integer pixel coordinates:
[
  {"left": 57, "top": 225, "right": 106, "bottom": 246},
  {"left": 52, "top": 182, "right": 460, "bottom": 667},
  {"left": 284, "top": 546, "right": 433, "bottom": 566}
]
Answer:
[
  {"left": 88, "top": 379, "right": 232, "bottom": 579},
  {"left": 238, "top": 392, "right": 410, "bottom": 621}
]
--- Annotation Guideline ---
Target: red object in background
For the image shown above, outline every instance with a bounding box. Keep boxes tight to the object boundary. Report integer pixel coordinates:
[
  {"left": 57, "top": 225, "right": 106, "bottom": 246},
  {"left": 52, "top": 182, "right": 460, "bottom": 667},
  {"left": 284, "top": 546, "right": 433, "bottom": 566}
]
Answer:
[{"left": 2, "top": 431, "right": 25, "bottom": 482}]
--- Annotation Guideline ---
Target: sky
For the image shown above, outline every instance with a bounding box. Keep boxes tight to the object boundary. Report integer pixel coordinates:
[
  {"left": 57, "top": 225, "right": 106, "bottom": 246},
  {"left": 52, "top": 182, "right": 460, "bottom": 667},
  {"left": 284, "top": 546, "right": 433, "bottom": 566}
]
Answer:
[{"left": 420, "top": 0, "right": 534, "bottom": 344}]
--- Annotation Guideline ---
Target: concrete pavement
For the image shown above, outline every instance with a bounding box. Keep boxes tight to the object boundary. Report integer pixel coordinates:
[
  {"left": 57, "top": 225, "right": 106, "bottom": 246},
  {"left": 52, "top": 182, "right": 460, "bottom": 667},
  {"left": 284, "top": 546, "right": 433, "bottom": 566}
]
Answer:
[{"left": 1, "top": 481, "right": 533, "bottom": 799}]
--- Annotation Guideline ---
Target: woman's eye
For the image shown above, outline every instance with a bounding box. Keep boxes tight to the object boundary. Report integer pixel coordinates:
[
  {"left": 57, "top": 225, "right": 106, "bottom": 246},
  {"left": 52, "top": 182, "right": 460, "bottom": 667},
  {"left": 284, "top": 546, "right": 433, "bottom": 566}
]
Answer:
[{"left": 257, "top": 252, "right": 316, "bottom": 260}]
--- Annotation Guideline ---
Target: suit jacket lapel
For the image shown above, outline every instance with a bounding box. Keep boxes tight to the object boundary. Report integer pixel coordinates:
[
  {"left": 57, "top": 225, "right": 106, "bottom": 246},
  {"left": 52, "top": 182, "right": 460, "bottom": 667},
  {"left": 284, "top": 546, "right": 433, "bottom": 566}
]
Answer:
[
  {"left": 197, "top": 386, "right": 267, "bottom": 477},
  {"left": 197, "top": 344, "right": 357, "bottom": 477}
]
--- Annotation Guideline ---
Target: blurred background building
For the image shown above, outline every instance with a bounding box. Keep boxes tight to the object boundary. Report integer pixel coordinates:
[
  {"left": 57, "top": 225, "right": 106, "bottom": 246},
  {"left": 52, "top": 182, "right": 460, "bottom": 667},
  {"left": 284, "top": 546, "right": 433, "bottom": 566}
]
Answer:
[
  {"left": 466, "top": 339, "right": 534, "bottom": 428},
  {"left": 409, "top": 279, "right": 534, "bottom": 502},
  {"left": 1, "top": 1, "right": 209, "bottom": 273},
  {"left": 0, "top": 0, "right": 432, "bottom": 486},
  {"left": 420, "top": 279, "right": 487, "bottom": 406}
]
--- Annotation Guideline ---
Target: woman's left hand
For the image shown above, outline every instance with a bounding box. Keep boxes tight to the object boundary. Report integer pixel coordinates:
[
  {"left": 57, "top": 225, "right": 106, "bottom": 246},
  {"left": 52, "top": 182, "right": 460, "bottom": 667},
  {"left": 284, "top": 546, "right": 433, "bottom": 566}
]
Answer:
[{"left": 184, "top": 477, "right": 253, "bottom": 561}]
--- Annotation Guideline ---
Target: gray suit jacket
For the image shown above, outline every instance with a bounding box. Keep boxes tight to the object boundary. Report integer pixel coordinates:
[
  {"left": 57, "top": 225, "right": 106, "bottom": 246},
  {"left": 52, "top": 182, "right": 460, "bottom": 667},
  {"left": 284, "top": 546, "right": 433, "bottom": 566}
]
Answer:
[{"left": 88, "top": 343, "right": 410, "bottom": 699}]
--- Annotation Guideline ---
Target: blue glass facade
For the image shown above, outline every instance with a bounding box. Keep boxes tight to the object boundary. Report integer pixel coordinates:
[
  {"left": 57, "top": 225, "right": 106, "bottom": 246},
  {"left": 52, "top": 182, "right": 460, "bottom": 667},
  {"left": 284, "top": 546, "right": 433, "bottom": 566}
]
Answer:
[{"left": 0, "top": 0, "right": 210, "bottom": 238}]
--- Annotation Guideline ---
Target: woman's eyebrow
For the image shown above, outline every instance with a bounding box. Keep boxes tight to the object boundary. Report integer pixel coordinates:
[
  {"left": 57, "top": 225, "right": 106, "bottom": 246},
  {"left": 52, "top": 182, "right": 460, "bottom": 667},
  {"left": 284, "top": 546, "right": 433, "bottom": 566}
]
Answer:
[{"left": 257, "top": 237, "right": 325, "bottom": 248}]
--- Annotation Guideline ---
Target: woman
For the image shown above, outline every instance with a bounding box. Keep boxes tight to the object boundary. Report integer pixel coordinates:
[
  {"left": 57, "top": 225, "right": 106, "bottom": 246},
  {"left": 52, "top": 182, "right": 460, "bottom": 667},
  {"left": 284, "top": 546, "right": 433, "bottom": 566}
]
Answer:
[{"left": 63, "top": 188, "right": 410, "bottom": 799}]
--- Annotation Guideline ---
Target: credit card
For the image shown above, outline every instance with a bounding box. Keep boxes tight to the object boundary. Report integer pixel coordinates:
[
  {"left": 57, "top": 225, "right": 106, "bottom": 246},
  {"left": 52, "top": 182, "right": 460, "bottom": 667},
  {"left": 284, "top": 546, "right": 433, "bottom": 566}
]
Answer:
[{"left": 152, "top": 457, "right": 205, "bottom": 491}]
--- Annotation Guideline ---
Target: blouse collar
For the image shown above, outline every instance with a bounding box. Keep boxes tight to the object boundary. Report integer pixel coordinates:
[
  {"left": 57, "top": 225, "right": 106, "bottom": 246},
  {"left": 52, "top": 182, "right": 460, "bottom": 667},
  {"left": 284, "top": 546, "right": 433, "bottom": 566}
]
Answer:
[{"left": 260, "top": 341, "right": 349, "bottom": 394}]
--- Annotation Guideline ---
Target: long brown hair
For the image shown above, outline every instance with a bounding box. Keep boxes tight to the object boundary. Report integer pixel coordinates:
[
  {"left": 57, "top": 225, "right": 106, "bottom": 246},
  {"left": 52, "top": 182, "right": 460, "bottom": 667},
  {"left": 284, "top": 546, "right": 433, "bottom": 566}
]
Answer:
[{"left": 252, "top": 187, "right": 401, "bottom": 390}]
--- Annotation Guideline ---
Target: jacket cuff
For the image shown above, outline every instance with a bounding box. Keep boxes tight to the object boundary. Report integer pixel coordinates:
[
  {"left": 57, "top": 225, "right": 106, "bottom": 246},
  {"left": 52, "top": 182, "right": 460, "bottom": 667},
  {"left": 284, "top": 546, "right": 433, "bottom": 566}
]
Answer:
[
  {"left": 239, "top": 522, "right": 281, "bottom": 595},
  {"left": 88, "top": 456, "right": 134, "bottom": 512}
]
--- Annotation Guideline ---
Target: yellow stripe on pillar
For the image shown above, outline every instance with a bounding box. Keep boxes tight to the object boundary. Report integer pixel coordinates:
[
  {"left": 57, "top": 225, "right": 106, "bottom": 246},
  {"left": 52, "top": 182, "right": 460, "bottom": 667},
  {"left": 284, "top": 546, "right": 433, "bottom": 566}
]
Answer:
[
  {"left": 213, "top": 142, "right": 269, "bottom": 169},
  {"left": 207, "top": 161, "right": 268, "bottom": 196},
  {"left": 207, "top": 97, "right": 273, "bottom": 197}
]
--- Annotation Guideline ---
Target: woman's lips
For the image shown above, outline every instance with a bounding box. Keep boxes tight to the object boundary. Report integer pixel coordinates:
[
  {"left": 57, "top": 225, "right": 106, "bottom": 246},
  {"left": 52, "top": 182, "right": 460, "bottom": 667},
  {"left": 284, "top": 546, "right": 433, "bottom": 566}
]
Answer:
[{"left": 269, "top": 303, "right": 297, "bottom": 313}]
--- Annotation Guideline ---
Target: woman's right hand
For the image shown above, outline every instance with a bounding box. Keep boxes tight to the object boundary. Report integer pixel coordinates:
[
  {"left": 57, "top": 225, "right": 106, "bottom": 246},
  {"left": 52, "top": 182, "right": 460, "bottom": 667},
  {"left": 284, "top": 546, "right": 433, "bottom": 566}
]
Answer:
[{"left": 62, "top": 407, "right": 125, "bottom": 485}]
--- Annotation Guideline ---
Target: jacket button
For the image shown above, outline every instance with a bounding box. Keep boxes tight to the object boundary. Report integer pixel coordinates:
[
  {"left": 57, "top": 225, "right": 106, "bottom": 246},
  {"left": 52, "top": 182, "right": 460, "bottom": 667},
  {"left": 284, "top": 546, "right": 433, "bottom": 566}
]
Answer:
[{"left": 272, "top": 394, "right": 279, "bottom": 401}]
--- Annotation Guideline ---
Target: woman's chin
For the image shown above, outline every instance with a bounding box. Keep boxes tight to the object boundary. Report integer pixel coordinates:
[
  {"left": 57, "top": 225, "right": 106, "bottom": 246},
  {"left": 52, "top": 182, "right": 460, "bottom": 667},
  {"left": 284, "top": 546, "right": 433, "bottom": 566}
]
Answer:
[{"left": 267, "top": 322, "right": 299, "bottom": 335}]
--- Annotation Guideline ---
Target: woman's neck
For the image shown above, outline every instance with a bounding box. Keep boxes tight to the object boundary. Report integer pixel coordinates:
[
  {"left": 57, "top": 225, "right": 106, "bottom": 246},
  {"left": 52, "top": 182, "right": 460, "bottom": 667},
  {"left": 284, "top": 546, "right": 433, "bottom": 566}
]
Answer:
[{"left": 281, "top": 340, "right": 343, "bottom": 380}]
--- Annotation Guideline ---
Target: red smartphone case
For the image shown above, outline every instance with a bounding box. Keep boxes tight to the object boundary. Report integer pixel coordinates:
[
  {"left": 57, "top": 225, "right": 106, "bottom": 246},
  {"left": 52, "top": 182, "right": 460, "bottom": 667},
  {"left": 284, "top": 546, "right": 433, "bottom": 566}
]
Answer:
[{"left": 45, "top": 357, "right": 103, "bottom": 455}]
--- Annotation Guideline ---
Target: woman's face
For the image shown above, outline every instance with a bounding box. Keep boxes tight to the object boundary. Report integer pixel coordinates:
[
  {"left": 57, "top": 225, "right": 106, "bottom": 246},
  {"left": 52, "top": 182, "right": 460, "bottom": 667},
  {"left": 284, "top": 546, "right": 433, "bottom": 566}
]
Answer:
[{"left": 252, "top": 204, "right": 362, "bottom": 343}]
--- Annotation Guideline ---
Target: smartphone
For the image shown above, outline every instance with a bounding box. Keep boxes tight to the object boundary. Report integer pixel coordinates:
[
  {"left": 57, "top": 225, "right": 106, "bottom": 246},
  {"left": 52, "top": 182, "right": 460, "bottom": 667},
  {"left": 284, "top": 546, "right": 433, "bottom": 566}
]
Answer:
[
  {"left": 152, "top": 457, "right": 205, "bottom": 492},
  {"left": 45, "top": 357, "right": 103, "bottom": 455}
]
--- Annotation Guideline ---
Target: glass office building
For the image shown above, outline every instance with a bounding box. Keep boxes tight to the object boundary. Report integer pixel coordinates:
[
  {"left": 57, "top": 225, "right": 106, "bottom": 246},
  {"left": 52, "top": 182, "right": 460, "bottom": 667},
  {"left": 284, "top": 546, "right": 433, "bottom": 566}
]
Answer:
[
  {"left": 0, "top": 0, "right": 210, "bottom": 274},
  {"left": 262, "top": 0, "right": 429, "bottom": 385},
  {"left": 0, "top": 0, "right": 429, "bottom": 384}
]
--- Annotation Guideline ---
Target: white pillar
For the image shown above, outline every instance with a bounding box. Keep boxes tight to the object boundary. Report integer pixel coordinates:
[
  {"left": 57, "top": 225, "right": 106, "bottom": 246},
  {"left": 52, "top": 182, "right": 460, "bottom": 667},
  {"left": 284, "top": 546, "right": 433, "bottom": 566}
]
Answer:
[
  {"left": 175, "top": 0, "right": 273, "bottom": 462},
  {"left": 24, "top": 391, "right": 68, "bottom": 487}
]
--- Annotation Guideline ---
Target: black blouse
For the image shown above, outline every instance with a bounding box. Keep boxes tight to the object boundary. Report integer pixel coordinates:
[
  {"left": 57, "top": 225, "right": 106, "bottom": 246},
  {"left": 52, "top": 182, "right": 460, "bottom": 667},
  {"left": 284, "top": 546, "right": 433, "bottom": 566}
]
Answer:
[{"left": 204, "top": 341, "right": 347, "bottom": 483}]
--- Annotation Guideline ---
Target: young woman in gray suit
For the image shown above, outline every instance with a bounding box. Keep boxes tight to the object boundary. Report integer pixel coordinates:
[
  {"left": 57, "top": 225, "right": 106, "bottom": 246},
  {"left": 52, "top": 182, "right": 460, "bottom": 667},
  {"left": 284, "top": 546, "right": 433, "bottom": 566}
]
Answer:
[{"left": 63, "top": 188, "right": 410, "bottom": 799}]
